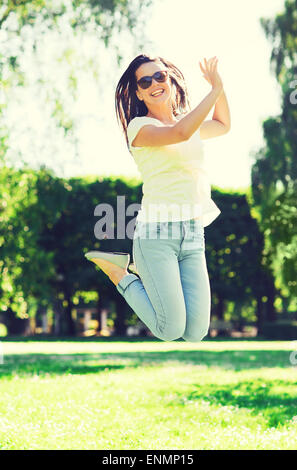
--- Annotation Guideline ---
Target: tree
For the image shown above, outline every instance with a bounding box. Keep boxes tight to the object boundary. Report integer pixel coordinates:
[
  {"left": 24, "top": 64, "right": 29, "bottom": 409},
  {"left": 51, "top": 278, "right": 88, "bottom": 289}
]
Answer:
[
  {"left": 0, "top": 167, "right": 56, "bottom": 333},
  {"left": 0, "top": 0, "right": 153, "bottom": 172},
  {"left": 251, "top": 0, "right": 297, "bottom": 306}
]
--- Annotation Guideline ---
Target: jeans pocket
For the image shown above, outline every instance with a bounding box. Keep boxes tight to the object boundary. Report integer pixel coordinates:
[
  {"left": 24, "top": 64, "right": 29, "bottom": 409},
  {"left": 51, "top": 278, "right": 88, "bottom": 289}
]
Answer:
[{"left": 183, "top": 219, "right": 205, "bottom": 251}]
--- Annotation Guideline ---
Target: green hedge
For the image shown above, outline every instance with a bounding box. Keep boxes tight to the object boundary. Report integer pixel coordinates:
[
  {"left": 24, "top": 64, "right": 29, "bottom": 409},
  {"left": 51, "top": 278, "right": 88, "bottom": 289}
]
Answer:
[{"left": 261, "top": 321, "right": 297, "bottom": 340}]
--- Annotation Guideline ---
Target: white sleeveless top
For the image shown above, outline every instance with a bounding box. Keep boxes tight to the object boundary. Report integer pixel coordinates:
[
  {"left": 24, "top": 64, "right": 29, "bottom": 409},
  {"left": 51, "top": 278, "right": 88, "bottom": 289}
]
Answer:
[{"left": 126, "top": 113, "right": 221, "bottom": 227}]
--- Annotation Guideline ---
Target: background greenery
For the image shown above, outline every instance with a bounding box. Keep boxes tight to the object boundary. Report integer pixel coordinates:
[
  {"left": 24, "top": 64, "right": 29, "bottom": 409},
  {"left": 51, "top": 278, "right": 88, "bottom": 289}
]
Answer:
[
  {"left": 0, "top": 0, "right": 296, "bottom": 338},
  {"left": 0, "top": 0, "right": 296, "bottom": 452}
]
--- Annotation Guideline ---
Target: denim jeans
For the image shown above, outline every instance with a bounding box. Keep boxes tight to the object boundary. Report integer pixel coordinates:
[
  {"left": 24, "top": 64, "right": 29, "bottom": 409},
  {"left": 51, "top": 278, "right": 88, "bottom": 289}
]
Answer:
[{"left": 116, "top": 218, "right": 211, "bottom": 342}]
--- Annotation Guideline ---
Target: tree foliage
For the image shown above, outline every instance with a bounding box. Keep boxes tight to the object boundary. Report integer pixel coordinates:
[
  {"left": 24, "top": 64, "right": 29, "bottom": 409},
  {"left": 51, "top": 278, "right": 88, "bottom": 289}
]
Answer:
[
  {"left": 0, "top": 0, "right": 153, "bottom": 171},
  {"left": 1, "top": 168, "right": 280, "bottom": 335},
  {"left": 251, "top": 0, "right": 297, "bottom": 299}
]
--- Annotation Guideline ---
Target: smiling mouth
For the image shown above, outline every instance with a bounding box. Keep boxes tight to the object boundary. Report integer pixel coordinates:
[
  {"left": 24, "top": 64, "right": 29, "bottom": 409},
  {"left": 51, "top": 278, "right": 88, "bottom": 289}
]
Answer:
[{"left": 151, "top": 89, "right": 164, "bottom": 97}]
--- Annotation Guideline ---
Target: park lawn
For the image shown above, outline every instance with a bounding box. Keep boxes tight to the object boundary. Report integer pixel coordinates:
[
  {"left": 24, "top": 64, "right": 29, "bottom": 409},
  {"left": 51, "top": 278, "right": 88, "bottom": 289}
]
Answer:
[{"left": 0, "top": 339, "right": 296, "bottom": 450}]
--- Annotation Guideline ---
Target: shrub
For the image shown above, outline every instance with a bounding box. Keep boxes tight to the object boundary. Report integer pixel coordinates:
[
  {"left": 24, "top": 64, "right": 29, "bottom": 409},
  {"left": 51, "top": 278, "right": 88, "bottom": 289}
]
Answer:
[{"left": 261, "top": 321, "right": 297, "bottom": 340}]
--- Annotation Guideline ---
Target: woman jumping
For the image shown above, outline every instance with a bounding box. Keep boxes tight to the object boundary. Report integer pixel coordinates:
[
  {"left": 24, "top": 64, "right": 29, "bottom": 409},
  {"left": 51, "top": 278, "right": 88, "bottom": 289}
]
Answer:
[{"left": 85, "top": 54, "right": 230, "bottom": 342}]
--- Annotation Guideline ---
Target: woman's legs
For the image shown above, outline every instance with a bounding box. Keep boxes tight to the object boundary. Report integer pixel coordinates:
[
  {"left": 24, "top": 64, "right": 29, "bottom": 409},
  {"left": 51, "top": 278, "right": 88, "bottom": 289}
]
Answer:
[
  {"left": 116, "top": 218, "right": 211, "bottom": 342},
  {"left": 116, "top": 234, "right": 187, "bottom": 341}
]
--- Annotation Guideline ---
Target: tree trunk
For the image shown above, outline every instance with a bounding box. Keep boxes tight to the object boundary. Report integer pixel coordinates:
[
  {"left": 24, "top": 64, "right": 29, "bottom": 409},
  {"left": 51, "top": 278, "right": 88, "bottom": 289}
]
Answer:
[
  {"left": 256, "top": 293, "right": 264, "bottom": 335},
  {"left": 114, "top": 296, "right": 127, "bottom": 337},
  {"left": 280, "top": 294, "right": 290, "bottom": 316},
  {"left": 265, "top": 276, "right": 276, "bottom": 322},
  {"left": 216, "top": 296, "right": 225, "bottom": 320},
  {"left": 215, "top": 296, "right": 228, "bottom": 337},
  {"left": 64, "top": 293, "right": 76, "bottom": 336},
  {"left": 96, "top": 294, "right": 110, "bottom": 335},
  {"left": 53, "top": 298, "right": 63, "bottom": 336}
]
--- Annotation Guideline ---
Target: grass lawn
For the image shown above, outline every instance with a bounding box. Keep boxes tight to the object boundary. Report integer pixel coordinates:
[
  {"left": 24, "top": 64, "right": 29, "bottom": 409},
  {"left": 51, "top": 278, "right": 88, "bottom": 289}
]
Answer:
[{"left": 0, "top": 338, "right": 296, "bottom": 450}]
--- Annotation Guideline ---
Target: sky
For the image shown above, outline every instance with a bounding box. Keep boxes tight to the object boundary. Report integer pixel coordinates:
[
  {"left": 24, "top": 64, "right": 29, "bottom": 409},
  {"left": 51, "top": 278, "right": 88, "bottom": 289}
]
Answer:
[{"left": 4, "top": 0, "right": 286, "bottom": 190}]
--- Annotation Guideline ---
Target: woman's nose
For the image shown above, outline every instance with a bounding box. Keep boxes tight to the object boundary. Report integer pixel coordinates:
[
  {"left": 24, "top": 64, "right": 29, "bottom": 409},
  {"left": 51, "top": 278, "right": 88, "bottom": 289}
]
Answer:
[{"left": 151, "top": 76, "right": 165, "bottom": 87}]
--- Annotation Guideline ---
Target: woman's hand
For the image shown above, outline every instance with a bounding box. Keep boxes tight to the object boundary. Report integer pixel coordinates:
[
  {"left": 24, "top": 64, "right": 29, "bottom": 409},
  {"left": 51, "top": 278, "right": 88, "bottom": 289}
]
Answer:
[{"left": 199, "top": 56, "right": 223, "bottom": 92}]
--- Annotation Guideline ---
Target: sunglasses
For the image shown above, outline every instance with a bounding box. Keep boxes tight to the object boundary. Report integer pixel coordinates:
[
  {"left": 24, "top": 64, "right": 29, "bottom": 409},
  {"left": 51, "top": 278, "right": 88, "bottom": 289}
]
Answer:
[{"left": 136, "top": 70, "right": 168, "bottom": 89}]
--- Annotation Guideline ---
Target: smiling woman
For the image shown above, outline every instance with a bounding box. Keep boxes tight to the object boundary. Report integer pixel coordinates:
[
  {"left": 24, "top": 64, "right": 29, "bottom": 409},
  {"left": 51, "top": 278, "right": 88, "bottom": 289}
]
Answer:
[
  {"left": 115, "top": 54, "right": 192, "bottom": 141},
  {"left": 85, "top": 52, "right": 229, "bottom": 344},
  {"left": 114, "top": 53, "right": 224, "bottom": 224}
]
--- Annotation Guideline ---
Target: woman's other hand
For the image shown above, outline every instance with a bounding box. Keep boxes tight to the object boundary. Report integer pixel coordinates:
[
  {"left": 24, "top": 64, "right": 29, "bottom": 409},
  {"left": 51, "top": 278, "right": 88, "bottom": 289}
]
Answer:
[{"left": 199, "top": 56, "right": 223, "bottom": 92}]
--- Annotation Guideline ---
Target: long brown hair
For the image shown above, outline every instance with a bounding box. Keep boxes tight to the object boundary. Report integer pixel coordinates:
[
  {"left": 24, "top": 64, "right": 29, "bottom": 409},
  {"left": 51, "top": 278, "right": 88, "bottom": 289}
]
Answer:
[{"left": 115, "top": 54, "right": 191, "bottom": 152}]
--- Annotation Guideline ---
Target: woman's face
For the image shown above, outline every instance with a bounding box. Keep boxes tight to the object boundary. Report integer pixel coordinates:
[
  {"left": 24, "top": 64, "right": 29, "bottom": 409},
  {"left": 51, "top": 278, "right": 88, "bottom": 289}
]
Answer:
[{"left": 135, "top": 61, "right": 174, "bottom": 111}]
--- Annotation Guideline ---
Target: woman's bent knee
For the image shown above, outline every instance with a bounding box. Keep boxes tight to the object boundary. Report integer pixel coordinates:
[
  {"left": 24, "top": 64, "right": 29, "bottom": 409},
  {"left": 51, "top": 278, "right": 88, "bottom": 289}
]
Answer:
[{"left": 157, "top": 325, "right": 185, "bottom": 342}]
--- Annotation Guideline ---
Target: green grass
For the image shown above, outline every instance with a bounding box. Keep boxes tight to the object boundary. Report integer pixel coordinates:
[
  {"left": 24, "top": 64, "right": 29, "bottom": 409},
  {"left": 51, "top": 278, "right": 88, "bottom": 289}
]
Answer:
[{"left": 0, "top": 339, "right": 296, "bottom": 450}]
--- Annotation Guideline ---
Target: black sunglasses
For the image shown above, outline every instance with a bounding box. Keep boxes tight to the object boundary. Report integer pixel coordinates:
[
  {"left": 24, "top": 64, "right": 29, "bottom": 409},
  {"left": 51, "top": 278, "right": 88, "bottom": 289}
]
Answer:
[{"left": 136, "top": 70, "right": 168, "bottom": 89}]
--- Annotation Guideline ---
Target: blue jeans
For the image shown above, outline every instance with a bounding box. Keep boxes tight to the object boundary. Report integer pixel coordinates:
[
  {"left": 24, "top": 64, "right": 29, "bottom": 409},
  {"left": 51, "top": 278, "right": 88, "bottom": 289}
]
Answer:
[{"left": 116, "top": 218, "right": 211, "bottom": 342}]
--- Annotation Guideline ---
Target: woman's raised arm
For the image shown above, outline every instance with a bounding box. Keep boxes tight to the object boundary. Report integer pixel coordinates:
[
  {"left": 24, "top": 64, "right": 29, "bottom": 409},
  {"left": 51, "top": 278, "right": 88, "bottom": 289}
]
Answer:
[{"left": 132, "top": 57, "right": 223, "bottom": 147}]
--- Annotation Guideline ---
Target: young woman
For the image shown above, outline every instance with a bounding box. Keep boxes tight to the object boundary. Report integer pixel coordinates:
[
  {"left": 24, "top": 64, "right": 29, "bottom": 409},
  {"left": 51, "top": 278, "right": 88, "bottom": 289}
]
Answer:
[{"left": 85, "top": 54, "right": 230, "bottom": 342}]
